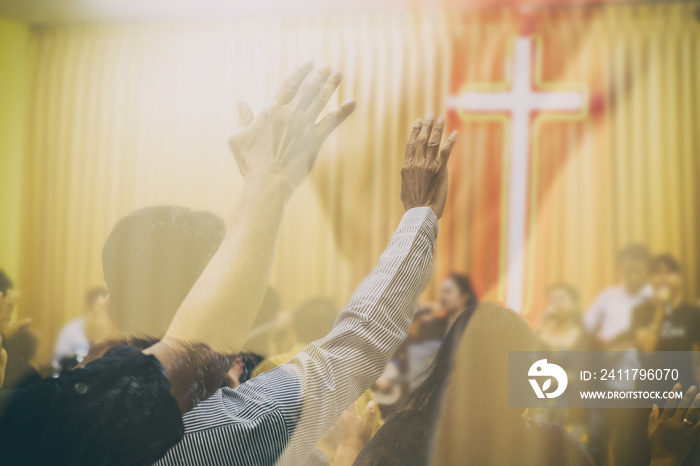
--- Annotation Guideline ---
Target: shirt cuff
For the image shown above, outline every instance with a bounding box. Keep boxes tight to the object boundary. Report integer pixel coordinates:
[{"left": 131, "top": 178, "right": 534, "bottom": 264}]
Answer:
[{"left": 399, "top": 207, "right": 439, "bottom": 243}]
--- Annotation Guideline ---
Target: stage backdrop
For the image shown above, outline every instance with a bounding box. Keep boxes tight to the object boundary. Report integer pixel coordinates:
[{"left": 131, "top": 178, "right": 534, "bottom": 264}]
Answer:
[{"left": 15, "top": 2, "right": 700, "bottom": 361}]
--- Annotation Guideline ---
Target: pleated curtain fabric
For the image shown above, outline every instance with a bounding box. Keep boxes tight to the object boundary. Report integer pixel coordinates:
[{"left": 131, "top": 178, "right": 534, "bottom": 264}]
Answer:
[{"left": 17, "top": 3, "right": 700, "bottom": 362}]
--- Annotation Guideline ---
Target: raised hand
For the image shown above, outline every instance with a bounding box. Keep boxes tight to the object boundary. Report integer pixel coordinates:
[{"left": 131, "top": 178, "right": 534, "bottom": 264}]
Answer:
[
  {"left": 229, "top": 62, "right": 356, "bottom": 190},
  {"left": 400, "top": 115, "right": 458, "bottom": 218},
  {"left": 333, "top": 401, "right": 377, "bottom": 466},
  {"left": 648, "top": 383, "right": 700, "bottom": 466}
]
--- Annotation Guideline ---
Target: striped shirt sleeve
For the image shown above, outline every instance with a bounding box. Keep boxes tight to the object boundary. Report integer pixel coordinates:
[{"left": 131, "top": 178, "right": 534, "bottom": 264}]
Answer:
[{"left": 277, "top": 206, "right": 439, "bottom": 464}]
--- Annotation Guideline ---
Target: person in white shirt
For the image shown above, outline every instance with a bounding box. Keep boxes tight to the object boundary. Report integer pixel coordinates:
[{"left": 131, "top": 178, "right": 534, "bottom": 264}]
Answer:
[
  {"left": 52, "top": 318, "right": 88, "bottom": 367},
  {"left": 584, "top": 244, "right": 653, "bottom": 348},
  {"left": 53, "top": 287, "right": 113, "bottom": 371}
]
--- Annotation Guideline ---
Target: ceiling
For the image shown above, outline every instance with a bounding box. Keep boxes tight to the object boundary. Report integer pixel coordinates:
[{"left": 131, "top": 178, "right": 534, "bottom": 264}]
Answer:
[{"left": 0, "top": 0, "right": 653, "bottom": 26}]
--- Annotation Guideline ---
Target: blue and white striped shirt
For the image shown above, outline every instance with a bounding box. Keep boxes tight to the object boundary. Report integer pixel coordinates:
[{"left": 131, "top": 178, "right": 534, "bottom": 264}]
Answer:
[{"left": 154, "top": 207, "right": 438, "bottom": 466}]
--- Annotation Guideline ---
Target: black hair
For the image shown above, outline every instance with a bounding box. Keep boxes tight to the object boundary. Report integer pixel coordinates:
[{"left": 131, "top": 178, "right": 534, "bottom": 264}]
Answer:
[
  {"left": 546, "top": 283, "right": 579, "bottom": 304},
  {"left": 447, "top": 273, "right": 478, "bottom": 309},
  {"left": 102, "top": 206, "right": 225, "bottom": 339},
  {"left": 617, "top": 244, "right": 651, "bottom": 264},
  {"left": 0, "top": 269, "right": 13, "bottom": 297},
  {"left": 85, "top": 286, "right": 109, "bottom": 308},
  {"left": 431, "top": 304, "right": 566, "bottom": 466},
  {"left": 650, "top": 254, "right": 682, "bottom": 274},
  {"left": 402, "top": 303, "right": 478, "bottom": 416},
  {"left": 292, "top": 297, "right": 336, "bottom": 344},
  {"left": 3, "top": 326, "right": 39, "bottom": 361}
]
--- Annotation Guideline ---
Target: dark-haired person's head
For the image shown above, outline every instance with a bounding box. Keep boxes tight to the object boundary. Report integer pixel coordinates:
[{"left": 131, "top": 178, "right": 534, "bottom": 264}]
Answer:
[
  {"left": 433, "top": 304, "right": 587, "bottom": 466},
  {"left": 292, "top": 297, "right": 336, "bottom": 344},
  {"left": 83, "top": 286, "right": 120, "bottom": 345},
  {"left": 617, "top": 244, "right": 650, "bottom": 293},
  {"left": 102, "top": 206, "right": 225, "bottom": 340},
  {"left": 85, "top": 287, "right": 108, "bottom": 312},
  {"left": 0, "top": 269, "right": 12, "bottom": 300},
  {"left": 353, "top": 304, "right": 477, "bottom": 466},
  {"left": 649, "top": 254, "right": 683, "bottom": 304},
  {"left": 454, "top": 303, "right": 536, "bottom": 413},
  {"left": 0, "top": 269, "right": 16, "bottom": 334},
  {"left": 439, "top": 273, "right": 478, "bottom": 316},
  {"left": 403, "top": 303, "right": 477, "bottom": 414},
  {"left": 3, "top": 326, "right": 39, "bottom": 362}
]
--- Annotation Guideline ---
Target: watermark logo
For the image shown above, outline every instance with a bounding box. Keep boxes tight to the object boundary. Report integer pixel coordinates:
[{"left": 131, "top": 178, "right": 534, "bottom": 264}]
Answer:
[{"left": 528, "top": 359, "right": 568, "bottom": 399}]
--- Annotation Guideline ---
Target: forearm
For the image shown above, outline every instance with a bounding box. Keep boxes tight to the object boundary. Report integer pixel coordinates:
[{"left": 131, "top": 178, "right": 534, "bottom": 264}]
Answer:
[
  {"left": 159, "top": 175, "right": 291, "bottom": 352},
  {"left": 283, "top": 207, "right": 438, "bottom": 460},
  {"left": 145, "top": 175, "right": 291, "bottom": 412},
  {"left": 335, "top": 442, "right": 365, "bottom": 466}
]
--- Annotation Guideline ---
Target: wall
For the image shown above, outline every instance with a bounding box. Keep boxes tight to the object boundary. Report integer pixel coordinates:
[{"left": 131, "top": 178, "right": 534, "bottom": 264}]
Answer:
[{"left": 0, "top": 18, "right": 28, "bottom": 282}]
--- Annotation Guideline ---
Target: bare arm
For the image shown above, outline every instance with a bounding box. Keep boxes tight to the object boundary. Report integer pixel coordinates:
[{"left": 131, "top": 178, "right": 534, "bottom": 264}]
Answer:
[{"left": 144, "top": 63, "right": 355, "bottom": 412}]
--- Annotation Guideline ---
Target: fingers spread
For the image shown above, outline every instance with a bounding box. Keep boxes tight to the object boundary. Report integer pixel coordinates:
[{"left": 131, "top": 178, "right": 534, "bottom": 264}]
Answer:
[
  {"left": 294, "top": 65, "right": 332, "bottom": 109},
  {"left": 270, "top": 61, "right": 314, "bottom": 106},
  {"left": 306, "top": 72, "right": 342, "bottom": 122},
  {"left": 691, "top": 394, "right": 700, "bottom": 434},
  {"left": 662, "top": 383, "right": 683, "bottom": 417},
  {"left": 416, "top": 114, "right": 435, "bottom": 148},
  {"left": 688, "top": 393, "right": 700, "bottom": 422},
  {"left": 315, "top": 98, "right": 356, "bottom": 138},
  {"left": 407, "top": 119, "right": 422, "bottom": 145},
  {"left": 676, "top": 386, "right": 698, "bottom": 419},
  {"left": 427, "top": 116, "right": 445, "bottom": 162},
  {"left": 405, "top": 119, "right": 422, "bottom": 163},
  {"left": 362, "top": 401, "right": 375, "bottom": 425},
  {"left": 649, "top": 403, "right": 660, "bottom": 424},
  {"left": 236, "top": 101, "right": 255, "bottom": 127},
  {"left": 437, "top": 130, "right": 458, "bottom": 166},
  {"left": 361, "top": 401, "right": 376, "bottom": 436}
]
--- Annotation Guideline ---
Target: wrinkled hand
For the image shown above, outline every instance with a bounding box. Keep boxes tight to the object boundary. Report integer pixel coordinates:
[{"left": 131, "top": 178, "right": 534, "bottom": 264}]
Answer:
[
  {"left": 229, "top": 62, "right": 356, "bottom": 190},
  {"left": 648, "top": 384, "right": 700, "bottom": 466},
  {"left": 400, "top": 115, "right": 457, "bottom": 218}
]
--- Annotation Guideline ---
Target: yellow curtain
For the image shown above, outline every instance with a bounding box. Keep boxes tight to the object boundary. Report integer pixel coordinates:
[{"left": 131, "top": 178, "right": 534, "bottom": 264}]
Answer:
[
  {"left": 16, "top": 3, "right": 700, "bottom": 363},
  {"left": 0, "top": 18, "right": 29, "bottom": 280},
  {"left": 440, "top": 3, "right": 700, "bottom": 319},
  {"left": 19, "top": 14, "right": 454, "bottom": 362}
]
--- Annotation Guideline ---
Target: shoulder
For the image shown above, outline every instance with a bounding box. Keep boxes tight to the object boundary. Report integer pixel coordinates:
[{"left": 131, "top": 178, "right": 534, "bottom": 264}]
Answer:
[
  {"left": 2, "top": 347, "right": 183, "bottom": 465},
  {"left": 58, "top": 318, "right": 85, "bottom": 336}
]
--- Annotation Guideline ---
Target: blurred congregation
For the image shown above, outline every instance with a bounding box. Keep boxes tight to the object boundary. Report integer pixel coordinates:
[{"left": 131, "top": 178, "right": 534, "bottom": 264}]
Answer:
[
  {"left": 1, "top": 0, "right": 700, "bottom": 465},
  {"left": 3, "top": 241, "right": 700, "bottom": 464}
]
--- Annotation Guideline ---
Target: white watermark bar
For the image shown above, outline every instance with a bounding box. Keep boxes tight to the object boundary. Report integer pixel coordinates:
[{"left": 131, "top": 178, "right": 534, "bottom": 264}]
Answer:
[{"left": 508, "top": 351, "right": 698, "bottom": 409}]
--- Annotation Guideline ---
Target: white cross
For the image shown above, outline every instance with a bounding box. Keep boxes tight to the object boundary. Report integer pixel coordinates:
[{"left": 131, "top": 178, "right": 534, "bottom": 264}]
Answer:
[{"left": 447, "top": 37, "right": 585, "bottom": 313}]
